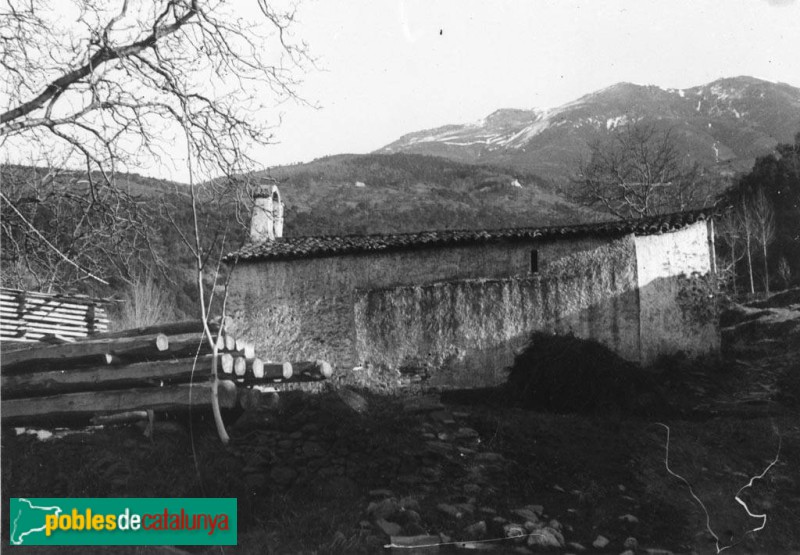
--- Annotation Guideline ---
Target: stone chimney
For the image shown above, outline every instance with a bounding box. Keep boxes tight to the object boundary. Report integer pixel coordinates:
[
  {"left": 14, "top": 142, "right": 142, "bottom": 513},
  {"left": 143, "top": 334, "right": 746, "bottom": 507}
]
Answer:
[
  {"left": 249, "top": 184, "right": 283, "bottom": 242},
  {"left": 272, "top": 186, "right": 284, "bottom": 239}
]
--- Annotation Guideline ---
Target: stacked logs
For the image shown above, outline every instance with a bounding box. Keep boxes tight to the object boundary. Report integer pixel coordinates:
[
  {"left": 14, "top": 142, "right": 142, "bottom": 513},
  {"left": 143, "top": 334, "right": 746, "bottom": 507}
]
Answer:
[{"left": 0, "top": 320, "right": 332, "bottom": 424}]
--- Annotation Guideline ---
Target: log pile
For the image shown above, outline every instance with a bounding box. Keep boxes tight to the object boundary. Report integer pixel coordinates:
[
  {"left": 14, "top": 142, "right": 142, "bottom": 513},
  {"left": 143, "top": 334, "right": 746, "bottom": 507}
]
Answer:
[
  {"left": 0, "top": 288, "right": 110, "bottom": 342},
  {"left": 0, "top": 320, "right": 332, "bottom": 424}
]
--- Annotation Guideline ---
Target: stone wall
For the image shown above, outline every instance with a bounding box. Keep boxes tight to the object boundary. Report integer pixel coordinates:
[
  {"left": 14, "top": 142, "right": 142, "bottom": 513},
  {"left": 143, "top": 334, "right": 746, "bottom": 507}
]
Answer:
[
  {"left": 225, "top": 235, "right": 620, "bottom": 382},
  {"left": 633, "top": 220, "right": 719, "bottom": 364},
  {"left": 353, "top": 236, "right": 640, "bottom": 388},
  {"left": 226, "top": 222, "right": 719, "bottom": 389}
]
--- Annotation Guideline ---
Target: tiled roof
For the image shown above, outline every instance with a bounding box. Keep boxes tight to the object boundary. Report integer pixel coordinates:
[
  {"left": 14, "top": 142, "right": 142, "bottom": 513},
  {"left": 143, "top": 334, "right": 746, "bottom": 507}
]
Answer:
[{"left": 224, "top": 208, "right": 716, "bottom": 263}]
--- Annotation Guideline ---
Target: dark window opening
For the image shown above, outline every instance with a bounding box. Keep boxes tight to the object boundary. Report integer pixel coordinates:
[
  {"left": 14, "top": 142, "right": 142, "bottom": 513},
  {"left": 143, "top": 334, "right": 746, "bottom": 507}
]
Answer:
[{"left": 530, "top": 249, "right": 539, "bottom": 273}]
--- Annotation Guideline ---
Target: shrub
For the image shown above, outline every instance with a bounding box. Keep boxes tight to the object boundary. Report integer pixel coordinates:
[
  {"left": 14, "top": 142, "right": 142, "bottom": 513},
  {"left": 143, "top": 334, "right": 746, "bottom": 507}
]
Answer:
[
  {"left": 505, "top": 332, "right": 669, "bottom": 417},
  {"left": 112, "top": 273, "right": 177, "bottom": 330}
]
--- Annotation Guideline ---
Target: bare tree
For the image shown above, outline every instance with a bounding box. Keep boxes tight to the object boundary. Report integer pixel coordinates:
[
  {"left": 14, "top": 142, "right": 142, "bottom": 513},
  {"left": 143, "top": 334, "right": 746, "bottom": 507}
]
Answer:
[
  {"left": 715, "top": 210, "right": 746, "bottom": 295},
  {"left": 1, "top": 0, "right": 309, "bottom": 290},
  {"left": 736, "top": 195, "right": 757, "bottom": 295},
  {"left": 751, "top": 187, "right": 776, "bottom": 295},
  {"left": 777, "top": 257, "right": 791, "bottom": 290},
  {"left": 574, "top": 122, "right": 710, "bottom": 219},
  {"left": 2, "top": 1, "right": 310, "bottom": 442},
  {"left": 0, "top": 160, "right": 160, "bottom": 291}
]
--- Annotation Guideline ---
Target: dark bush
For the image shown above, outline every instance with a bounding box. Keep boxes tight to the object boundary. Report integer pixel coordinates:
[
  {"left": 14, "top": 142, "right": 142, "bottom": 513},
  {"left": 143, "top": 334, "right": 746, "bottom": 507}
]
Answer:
[{"left": 505, "top": 332, "right": 670, "bottom": 417}]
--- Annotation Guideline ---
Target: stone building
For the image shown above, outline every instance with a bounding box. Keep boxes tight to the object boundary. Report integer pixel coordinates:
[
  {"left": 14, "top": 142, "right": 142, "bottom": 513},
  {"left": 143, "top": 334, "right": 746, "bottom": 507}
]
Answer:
[{"left": 224, "top": 192, "right": 719, "bottom": 389}]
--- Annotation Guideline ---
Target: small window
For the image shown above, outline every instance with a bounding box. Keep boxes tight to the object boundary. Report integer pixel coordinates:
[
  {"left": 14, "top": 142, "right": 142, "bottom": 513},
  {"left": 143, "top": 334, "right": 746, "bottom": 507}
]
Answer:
[{"left": 530, "top": 249, "right": 539, "bottom": 273}]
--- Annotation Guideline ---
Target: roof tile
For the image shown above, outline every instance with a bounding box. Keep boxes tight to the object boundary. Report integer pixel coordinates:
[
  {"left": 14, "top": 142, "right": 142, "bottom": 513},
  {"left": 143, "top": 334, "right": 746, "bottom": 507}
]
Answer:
[{"left": 224, "top": 208, "right": 716, "bottom": 263}]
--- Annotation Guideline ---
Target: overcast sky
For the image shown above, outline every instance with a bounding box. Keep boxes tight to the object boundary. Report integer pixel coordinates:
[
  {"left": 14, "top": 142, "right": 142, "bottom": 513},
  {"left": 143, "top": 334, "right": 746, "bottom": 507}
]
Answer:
[{"left": 237, "top": 0, "right": 800, "bottom": 173}]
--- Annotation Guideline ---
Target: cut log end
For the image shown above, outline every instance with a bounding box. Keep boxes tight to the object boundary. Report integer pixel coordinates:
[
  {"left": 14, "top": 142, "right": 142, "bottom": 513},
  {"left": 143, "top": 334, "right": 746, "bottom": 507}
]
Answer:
[
  {"left": 252, "top": 358, "right": 264, "bottom": 379},
  {"left": 224, "top": 334, "right": 236, "bottom": 352},
  {"left": 155, "top": 333, "right": 169, "bottom": 351},
  {"left": 316, "top": 360, "right": 333, "bottom": 378},
  {"left": 235, "top": 337, "right": 247, "bottom": 352},
  {"left": 220, "top": 353, "right": 234, "bottom": 374},
  {"left": 233, "top": 356, "right": 247, "bottom": 377}
]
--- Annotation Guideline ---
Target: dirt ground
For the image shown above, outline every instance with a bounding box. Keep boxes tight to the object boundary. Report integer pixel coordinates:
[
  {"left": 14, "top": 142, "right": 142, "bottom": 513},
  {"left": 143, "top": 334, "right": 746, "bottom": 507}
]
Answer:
[{"left": 3, "top": 295, "right": 800, "bottom": 554}]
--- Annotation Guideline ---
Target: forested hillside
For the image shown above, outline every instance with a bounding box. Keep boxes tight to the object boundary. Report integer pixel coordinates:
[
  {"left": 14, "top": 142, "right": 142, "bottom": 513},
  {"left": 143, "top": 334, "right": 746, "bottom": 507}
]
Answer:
[
  {"left": 1, "top": 154, "right": 599, "bottom": 322},
  {"left": 257, "top": 153, "right": 599, "bottom": 236}
]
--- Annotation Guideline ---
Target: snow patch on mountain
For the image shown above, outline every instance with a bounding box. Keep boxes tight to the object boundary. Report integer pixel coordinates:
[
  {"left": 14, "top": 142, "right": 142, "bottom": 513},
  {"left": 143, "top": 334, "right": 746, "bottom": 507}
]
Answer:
[
  {"left": 606, "top": 115, "right": 628, "bottom": 130},
  {"left": 708, "top": 84, "right": 746, "bottom": 102},
  {"left": 377, "top": 77, "right": 800, "bottom": 180}
]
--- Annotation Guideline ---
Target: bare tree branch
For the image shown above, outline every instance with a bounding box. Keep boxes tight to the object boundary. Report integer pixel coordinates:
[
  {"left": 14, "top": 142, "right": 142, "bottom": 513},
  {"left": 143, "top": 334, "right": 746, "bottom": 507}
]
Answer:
[
  {"left": 1, "top": 0, "right": 309, "bottom": 295},
  {"left": 0, "top": 189, "right": 109, "bottom": 285},
  {"left": 572, "top": 122, "right": 713, "bottom": 219}
]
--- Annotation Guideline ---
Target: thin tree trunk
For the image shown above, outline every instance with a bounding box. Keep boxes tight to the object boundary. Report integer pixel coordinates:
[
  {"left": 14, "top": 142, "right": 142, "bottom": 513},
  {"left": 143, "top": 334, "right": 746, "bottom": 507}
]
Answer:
[
  {"left": 762, "top": 242, "right": 770, "bottom": 296},
  {"left": 746, "top": 236, "right": 755, "bottom": 295},
  {"left": 730, "top": 245, "right": 738, "bottom": 296}
]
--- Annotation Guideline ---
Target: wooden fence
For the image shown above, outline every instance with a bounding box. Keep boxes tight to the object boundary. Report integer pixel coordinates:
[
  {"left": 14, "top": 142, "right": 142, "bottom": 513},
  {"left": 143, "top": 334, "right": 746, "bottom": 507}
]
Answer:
[{"left": 0, "top": 288, "right": 110, "bottom": 342}]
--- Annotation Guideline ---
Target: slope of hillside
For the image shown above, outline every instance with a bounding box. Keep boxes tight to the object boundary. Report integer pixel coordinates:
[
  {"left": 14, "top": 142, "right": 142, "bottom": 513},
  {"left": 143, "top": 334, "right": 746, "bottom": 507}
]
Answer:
[
  {"left": 255, "top": 153, "right": 601, "bottom": 236},
  {"left": 379, "top": 76, "right": 800, "bottom": 181}
]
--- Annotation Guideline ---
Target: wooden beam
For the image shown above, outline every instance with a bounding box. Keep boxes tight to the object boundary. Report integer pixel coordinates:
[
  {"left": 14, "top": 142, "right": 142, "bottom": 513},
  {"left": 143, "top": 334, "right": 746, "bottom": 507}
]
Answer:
[
  {"left": 90, "top": 411, "right": 149, "bottom": 425},
  {"left": 252, "top": 359, "right": 292, "bottom": 380},
  {"left": 87, "top": 320, "right": 219, "bottom": 340},
  {"left": 0, "top": 332, "right": 203, "bottom": 373},
  {"left": 233, "top": 360, "right": 329, "bottom": 385},
  {"left": 1, "top": 380, "right": 239, "bottom": 424},
  {"left": 1, "top": 355, "right": 220, "bottom": 399},
  {"left": 292, "top": 360, "right": 333, "bottom": 381}
]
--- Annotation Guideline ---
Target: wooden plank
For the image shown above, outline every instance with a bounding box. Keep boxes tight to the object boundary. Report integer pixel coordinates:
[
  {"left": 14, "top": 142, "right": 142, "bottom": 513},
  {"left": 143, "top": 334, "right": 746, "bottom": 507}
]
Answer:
[
  {"left": 15, "top": 323, "right": 104, "bottom": 335},
  {"left": 3, "top": 321, "right": 91, "bottom": 335},
  {"left": 15, "top": 314, "right": 108, "bottom": 327},
  {"left": 0, "top": 318, "right": 98, "bottom": 332},
  {"left": 0, "top": 335, "right": 38, "bottom": 343},
  {"left": 1, "top": 380, "right": 239, "bottom": 424},
  {"left": 0, "top": 355, "right": 222, "bottom": 398},
  {"left": 0, "top": 288, "right": 110, "bottom": 305},
  {"left": 1, "top": 300, "right": 95, "bottom": 316},
  {"left": 4, "top": 329, "right": 86, "bottom": 342},
  {"left": 0, "top": 305, "right": 95, "bottom": 320},
  {"left": 2, "top": 297, "right": 108, "bottom": 309},
  {"left": 17, "top": 314, "right": 109, "bottom": 328},
  {"left": 1, "top": 329, "right": 87, "bottom": 341},
  {"left": 0, "top": 305, "right": 93, "bottom": 319},
  {"left": 14, "top": 299, "right": 98, "bottom": 310}
]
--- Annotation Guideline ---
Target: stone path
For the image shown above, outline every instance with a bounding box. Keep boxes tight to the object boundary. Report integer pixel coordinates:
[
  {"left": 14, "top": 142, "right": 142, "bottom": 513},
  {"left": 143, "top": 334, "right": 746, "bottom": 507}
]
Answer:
[{"left": 227, "top": 390, "right": 658, "bottom": 554}]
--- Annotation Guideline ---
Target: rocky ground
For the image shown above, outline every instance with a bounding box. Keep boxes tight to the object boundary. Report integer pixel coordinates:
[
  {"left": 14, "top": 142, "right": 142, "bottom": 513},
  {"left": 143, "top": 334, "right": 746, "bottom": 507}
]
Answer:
[{"left": 3, "top": 292, "right": 800, "bottom": 554}]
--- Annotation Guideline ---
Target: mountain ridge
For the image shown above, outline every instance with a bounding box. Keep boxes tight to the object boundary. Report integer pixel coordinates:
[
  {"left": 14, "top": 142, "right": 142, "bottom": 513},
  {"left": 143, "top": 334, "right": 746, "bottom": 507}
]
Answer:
[{"left": 378, "top": 76, "right": 800, "bottom": 180}]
